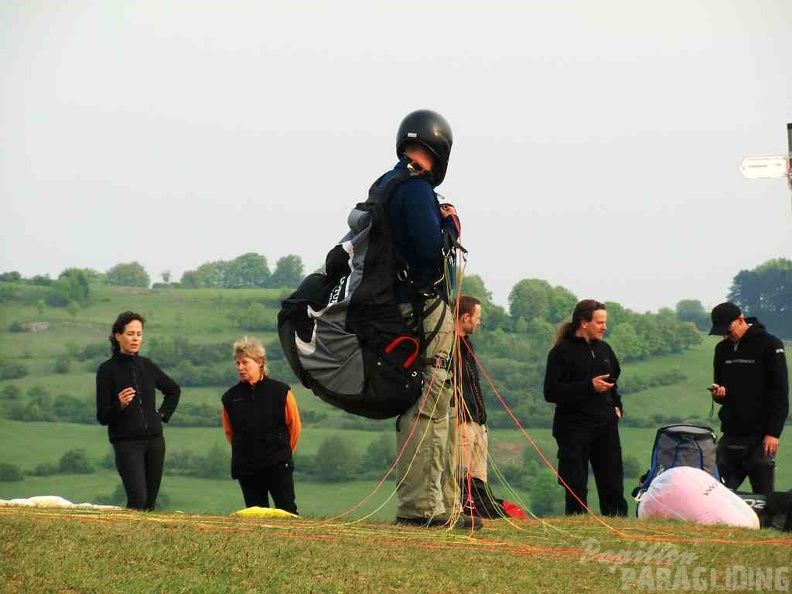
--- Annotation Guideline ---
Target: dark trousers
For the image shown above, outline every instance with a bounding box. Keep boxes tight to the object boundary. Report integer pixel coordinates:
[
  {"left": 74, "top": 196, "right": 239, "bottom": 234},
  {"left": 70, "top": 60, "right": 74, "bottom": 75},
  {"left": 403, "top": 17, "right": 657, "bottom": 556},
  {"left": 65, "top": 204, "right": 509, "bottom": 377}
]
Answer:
[
  {"left": 114, "top": 435, "right": 166, "bottom": 511},
  {"left": 716, "top": 434, "right": 775, "bottom": 496},
  {"left": 238, "top": 463, "right": 297, "bottom": 514},
  {"left": 555, "top": 419, "right": 628, "bottom": 517}
]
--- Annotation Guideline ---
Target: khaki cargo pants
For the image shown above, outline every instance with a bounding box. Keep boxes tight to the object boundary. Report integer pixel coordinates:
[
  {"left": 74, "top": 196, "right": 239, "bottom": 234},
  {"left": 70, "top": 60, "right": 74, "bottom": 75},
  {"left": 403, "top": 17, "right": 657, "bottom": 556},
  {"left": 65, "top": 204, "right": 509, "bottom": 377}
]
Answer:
[{"left": 396, "top": 297, "right": 460, "bottom": 519}]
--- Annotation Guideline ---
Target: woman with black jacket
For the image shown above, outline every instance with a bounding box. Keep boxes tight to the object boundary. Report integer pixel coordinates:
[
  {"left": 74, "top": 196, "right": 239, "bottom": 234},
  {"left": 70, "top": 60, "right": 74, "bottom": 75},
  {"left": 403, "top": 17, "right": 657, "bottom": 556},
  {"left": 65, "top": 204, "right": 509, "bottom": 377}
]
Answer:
[
  {"left": 544, "top": 299, "right": 628, "bottom": 517},
  {"left": 96, "top": 311, "right": 180, "bottom": 510}
]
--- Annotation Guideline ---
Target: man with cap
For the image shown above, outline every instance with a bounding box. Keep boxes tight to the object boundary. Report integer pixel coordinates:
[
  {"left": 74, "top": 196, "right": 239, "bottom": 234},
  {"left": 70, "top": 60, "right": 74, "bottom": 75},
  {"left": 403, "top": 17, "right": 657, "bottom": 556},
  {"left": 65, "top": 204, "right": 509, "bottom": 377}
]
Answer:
[{"left": 708, "top": 301, "right": 789, "bottom": 495}]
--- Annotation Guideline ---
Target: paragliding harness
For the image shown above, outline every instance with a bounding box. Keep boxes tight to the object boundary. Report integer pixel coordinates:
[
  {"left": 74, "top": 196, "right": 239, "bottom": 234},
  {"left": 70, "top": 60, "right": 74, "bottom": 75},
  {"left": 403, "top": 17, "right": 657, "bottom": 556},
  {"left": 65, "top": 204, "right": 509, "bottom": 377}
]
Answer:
[
  {"left": 632, "top": 424, "right": 720, "bottom": 511},
  {"left": 278, "top": 165, "right": 462, "bottom": 419}
]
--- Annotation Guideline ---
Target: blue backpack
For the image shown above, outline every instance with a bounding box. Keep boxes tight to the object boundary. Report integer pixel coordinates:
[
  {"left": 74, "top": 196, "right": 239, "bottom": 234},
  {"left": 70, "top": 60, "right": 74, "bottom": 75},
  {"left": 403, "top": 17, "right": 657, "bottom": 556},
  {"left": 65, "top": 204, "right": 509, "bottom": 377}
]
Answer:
[{"left": 633, "top": 424, "right": 720, "bottom": 502}]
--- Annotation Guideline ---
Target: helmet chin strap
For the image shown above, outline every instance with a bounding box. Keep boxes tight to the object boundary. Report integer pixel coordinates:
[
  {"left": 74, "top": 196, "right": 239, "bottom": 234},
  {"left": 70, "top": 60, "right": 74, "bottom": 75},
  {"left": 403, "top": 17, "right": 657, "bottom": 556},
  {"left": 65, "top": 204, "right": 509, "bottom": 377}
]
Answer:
[{"left": 405, "top": 157, "right": 437, "bottom": 186}]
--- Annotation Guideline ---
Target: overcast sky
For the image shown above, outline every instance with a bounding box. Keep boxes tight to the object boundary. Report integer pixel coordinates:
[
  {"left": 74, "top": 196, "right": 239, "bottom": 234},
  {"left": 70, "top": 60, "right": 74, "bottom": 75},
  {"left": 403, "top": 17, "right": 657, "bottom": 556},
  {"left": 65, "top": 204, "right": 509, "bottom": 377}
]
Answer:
[{"left": 2, "top": 1, "right": 790, "bottom": 313}]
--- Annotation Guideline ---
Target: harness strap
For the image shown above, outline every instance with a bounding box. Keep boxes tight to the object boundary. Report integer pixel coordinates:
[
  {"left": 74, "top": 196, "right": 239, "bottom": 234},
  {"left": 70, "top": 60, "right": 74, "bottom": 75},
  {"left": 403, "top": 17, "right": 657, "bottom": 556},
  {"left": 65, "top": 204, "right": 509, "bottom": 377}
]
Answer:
[
  {"left": 422, "top": 297, "right": 447, "bottom": 348},
  {"left": 422, "top": 355, "right": 451, "bottom": 370}
]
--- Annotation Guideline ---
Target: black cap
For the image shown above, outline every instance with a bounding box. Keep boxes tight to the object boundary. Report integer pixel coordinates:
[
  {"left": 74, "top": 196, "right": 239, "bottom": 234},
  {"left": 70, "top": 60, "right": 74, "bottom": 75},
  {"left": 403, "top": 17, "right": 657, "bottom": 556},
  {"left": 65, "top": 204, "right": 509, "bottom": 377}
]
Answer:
[{"left": 708, "top": 302, "right": 741, "bottom": 336}]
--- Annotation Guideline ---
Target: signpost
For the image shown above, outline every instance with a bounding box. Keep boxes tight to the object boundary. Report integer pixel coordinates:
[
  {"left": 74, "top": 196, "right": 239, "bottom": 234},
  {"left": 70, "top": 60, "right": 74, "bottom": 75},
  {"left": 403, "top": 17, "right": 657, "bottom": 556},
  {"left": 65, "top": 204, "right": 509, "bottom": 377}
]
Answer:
[
  {"left": 738, "top": 123, "right": 792, "bottom": 211},
  {"left": 738, "top": 155, "right": 788, "bottom": 179}
]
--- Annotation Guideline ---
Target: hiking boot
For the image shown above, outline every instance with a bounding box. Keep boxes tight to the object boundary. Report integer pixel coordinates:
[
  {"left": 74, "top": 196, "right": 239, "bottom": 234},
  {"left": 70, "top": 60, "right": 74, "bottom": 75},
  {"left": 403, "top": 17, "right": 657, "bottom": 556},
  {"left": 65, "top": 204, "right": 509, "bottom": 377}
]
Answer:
[{"left": 395, "top": 514, "right": 482, "bottom": 531}]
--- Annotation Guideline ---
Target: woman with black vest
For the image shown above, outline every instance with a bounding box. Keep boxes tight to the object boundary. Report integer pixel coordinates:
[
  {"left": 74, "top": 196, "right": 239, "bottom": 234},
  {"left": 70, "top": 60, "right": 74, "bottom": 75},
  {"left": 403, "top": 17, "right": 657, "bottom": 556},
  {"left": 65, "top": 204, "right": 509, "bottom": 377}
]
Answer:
[
  {"left": 96, "top": 311, "right": 180, "bottom": 510},
  {"left": 222, "top": 336, "right": 301, "bottom": 513}
]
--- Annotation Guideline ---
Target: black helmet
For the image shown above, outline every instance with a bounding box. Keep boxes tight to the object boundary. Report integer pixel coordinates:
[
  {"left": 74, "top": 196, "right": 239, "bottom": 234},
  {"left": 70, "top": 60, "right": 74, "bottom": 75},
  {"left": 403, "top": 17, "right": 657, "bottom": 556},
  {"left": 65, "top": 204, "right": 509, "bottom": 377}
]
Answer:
[{"left": 396, "top": 109, "right": 453, "bottom": 186}]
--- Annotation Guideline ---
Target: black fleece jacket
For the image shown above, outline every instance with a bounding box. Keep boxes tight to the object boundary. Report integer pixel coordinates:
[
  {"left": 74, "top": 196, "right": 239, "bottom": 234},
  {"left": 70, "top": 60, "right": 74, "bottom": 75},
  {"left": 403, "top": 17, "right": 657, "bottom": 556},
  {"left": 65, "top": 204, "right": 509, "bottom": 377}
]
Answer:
[
  {"left": 544, "top": 336, "right": 623, "bottom": 434},
  {"left": 459, "top": 337, "right": 487, "bottom": 425},
  {"left": 96, "top": 353, "right": 180, "bottom": 443},
  {"left": 713, "top": 320, "right": 789, "bottom": 438}
]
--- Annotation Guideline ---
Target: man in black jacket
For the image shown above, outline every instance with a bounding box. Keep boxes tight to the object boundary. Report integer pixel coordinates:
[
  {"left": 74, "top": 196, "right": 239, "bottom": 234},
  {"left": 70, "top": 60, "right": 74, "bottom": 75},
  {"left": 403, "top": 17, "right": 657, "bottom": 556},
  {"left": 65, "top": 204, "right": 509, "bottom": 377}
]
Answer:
[
  {"left": 708, "top": 302, "right": 789, "bottom": 495},
  {"left": 456, "top": 295, "right": 488, "bottom": 482},
  {"left": 544, "top": 299, "right": 627, "bottom": 516}
]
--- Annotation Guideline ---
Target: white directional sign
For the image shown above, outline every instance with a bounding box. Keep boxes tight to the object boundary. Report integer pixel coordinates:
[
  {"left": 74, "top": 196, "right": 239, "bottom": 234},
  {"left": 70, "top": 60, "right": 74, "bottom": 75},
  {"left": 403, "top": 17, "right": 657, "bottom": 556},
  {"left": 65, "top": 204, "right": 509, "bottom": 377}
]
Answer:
[{"left": 738, "top": 155, "right": 789, "bottom": 179}]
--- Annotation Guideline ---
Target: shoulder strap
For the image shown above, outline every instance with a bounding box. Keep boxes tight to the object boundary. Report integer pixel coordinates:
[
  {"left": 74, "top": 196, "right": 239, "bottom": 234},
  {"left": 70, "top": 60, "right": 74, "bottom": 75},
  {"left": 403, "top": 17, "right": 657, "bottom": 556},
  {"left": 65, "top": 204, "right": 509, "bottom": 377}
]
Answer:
[{"left": 365, "top": 166, "right": 415, "bottom": 208}]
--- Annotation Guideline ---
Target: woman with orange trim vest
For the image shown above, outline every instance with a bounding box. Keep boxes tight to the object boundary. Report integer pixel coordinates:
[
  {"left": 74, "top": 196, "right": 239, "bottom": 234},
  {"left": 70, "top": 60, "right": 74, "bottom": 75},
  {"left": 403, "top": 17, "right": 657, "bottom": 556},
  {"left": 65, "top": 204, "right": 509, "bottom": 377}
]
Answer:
[{"left": 222, "top": 336, "right": 301, "bottom": 513}]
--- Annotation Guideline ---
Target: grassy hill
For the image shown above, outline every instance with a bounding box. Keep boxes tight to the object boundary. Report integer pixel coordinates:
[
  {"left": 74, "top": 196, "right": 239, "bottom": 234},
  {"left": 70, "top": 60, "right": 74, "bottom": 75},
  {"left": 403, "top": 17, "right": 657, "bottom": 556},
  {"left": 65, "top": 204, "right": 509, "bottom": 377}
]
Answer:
[
  {"left": 3, "top": 507, "right": 791, "bottom": 593},
  {"left": 1, "top": 283, "right": 790, "bottom": 519}
]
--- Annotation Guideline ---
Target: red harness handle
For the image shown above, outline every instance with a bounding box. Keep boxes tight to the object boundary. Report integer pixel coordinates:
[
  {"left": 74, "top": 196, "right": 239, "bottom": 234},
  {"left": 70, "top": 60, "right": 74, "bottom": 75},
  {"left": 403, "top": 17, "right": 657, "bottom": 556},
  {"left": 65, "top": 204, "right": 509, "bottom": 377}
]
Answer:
[{"left": 384, "top": 336, "right": 420, "bottom": 369}]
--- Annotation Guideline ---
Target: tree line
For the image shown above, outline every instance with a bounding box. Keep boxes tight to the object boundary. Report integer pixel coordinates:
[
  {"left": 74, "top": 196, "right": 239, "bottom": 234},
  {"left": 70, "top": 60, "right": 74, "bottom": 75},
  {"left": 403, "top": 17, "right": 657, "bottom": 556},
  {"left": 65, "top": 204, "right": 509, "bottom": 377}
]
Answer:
[
  {"left": 2, "top": 256, "right": 788, "bottom": 337},
  {"left": 1, "top": 257, "right": 788, "bottom": 432}
]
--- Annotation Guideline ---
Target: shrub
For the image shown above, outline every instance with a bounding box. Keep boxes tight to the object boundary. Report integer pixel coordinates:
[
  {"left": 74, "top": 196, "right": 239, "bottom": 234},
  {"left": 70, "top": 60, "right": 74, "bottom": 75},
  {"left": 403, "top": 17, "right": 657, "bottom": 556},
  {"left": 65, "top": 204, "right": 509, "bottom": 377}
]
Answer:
[
  {"left": 0, "top": 462, "right": 24, "bottom": 482},
  {"left": 29, "top": 462, "right": 58, "bottom": 477},
  {"left": 623, "top": 454, "right": 643, "bottom": 478},
  {"left": 309, "top": 434, "right": 362, "bottom": 481},
  {"left": 1, "top": 385, "right": 21, "bottom": 400},
  {"left": 168, "top": 403, "right": 222, "bottom": 427},
  {"left": 58, "top": 449, "right": 94, "bottom": 474},
  {"left": 0, "top": 360, "right": 28, "bottom": 380},
  {"left": 54, "top": 355, "right": 71, "bottom": 374}
]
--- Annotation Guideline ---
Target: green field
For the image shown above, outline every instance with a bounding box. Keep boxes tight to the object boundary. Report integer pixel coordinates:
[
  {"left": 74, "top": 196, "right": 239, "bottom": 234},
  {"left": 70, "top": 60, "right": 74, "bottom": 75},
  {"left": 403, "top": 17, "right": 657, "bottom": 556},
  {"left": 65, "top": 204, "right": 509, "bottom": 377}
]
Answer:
[
  {"left": 1, "top": 284, "right": 790, "bottom": 520},
  {"left": 3, "top": 507, "right": 791, "bottom": 594}
]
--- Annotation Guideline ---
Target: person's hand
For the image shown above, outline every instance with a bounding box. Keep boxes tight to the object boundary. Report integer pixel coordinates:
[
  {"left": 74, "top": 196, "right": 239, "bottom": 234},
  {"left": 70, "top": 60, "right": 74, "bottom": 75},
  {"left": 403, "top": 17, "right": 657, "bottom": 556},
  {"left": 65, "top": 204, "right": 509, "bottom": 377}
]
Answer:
[
  {"left": 592, "top": 374, "right": 614, "bottom": 393},
  {"left": 118, "top": 387, "right": 135, "bottom": 408},
  {"left": 708, "top": 384, "right": 726, "bottom": 399},
  {"left": 615, "top": 407, "right": 622, "bottom": 420},
  {"left": 763, "top": 435, "right": 779, "bottom": 456},
  {"left": 439, "top": 203, "right": 457, "bottom": 219}
]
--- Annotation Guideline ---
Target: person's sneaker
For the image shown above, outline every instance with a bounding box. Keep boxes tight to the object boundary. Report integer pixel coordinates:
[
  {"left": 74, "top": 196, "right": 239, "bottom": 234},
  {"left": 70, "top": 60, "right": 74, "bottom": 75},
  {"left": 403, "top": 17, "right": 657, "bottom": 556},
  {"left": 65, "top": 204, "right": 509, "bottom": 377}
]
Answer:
[
  {"left": 395, "top": 514, "right": 482, "bottom": 531},
  {"left": 452, "top": 514, "right": 483, "bottom": 531}
]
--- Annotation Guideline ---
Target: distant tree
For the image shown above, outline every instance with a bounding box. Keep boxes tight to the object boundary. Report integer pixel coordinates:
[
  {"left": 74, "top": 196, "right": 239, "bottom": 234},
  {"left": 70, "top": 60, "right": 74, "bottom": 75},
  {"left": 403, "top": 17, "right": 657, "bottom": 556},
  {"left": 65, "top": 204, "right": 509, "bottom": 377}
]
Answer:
[
  {"left": 675, "top": 299, "right": 709, "bottom": 332},
  {"left": 270, "top": 255, "right": 304, "bottom": 288},
  {"left": 161, "top": 270, "right": 172, "bottom": 284},
  {"left": 225, "top": 253, "right": 271, "bottom": 288},
  {"left": 53, "top": 394, "right": 92, "bottom": 423},
  {"left": 461, "top": 274, "right": 510, "bottom": 330},
  {"left": 51, "top": 268, "right": 91, "bottom": 307},
  {"left": 602, "top": 301, "right": 632, "bottom": 332},
  {"left": 31, "top": 274, "right": 53, "bottom": 286},
  {"left": 37, "top": 299, "right": 46, "bottom": 315},
  {"left": 105, "top": 261, "right": 150, "bottom": 288},
  {"left": 80, "top": 269, "right": 106, "bottom": 285},
  {"left": 513, "top": 316, "right": 528, "bottom": 333},
  {"left": 196, "top": 444, "right": 227, "bottom": 479},
  {"left": 311, "top": 434, "right": 361, "bottom": 481},
  {"left": 360, "top": 433, "right": 395, "bottom": 473},
  {"left": 179, "top": 270, "right": 202, "bottom": 288},
  {"left": 547, "top": 285, "right": 578, "bottom": 324},
  {"left": 462, "top": 274, "right": 493, "bottom": 303},
  {"left": 509, "top": 278, "right": 552, "bottom": 322},
  {"left": 728, "top": 258, "right": 792, "bottom": 338},
  {"left": 0, "top": 271, "right": 22, "bottom": 282},
  {"left": 608, "top": 323, "right": 645, "bottom": 361},
  {"left": 195, "top": 261, "right": 229, "bottom": 288},
  {"left": 527, "top": 317, "right": 555, "bottom": 354}
]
